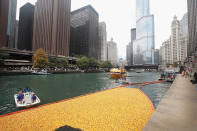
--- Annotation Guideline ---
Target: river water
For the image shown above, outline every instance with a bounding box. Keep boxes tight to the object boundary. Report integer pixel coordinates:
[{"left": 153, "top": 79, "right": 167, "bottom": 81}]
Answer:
[{"left": 0, "top": 72, "right": 171, "bottom": 115}]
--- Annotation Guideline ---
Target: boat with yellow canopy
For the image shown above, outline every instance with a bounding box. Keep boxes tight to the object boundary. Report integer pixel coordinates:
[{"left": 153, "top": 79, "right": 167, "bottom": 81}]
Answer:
[{"left": 110, "top": 68, "right": 127, "bottom": 79}]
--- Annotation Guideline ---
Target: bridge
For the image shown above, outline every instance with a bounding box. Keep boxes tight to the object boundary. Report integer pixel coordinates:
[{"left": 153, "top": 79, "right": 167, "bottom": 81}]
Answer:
[{"left": 125, "top": 65, "right": 159, "bottom": 70}]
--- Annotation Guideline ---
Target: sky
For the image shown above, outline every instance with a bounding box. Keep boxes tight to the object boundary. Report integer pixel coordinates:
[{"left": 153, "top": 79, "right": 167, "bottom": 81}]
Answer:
[{"left": 17, "top": 0, "right": 187, "bottom": 59}]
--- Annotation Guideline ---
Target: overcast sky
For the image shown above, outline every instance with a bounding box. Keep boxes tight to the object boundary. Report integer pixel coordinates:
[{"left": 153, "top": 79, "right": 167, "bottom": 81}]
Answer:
[{"left": 17, "top": 0, "right": 187, "bottom": 59}]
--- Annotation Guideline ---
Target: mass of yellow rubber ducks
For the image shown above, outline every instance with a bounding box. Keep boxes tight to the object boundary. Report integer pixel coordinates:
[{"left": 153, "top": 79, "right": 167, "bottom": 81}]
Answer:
[{"left": 0, "top": 87, "right": 154, "bottom": 131}]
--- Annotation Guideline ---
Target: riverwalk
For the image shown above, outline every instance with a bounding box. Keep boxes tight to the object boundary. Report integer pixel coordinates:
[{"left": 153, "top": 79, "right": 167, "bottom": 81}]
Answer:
[
  {"left": 143, "top": 75, "right": 197, "bottom": 131},
  {"left": 0, "top": 87, "right": 154, "bottom": 131}
]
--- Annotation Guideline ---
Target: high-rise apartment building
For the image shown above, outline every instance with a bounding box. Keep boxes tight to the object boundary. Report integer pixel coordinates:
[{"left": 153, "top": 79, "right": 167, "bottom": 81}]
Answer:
[
  {"left": 0, "top": 0, "right": 17, "bottom": 48},
  {"left": 33, "top": 0, "right": 71, "bottom": 56},
  {"left": 133, "top": 0, "right": 155, "bottom": 65},
  {"left": 18, "top": 3, "right": 34, "bottom": 51},
  {"left": 107, "top": 38, "right": 118, "bottom": 65},
  {"left": 99, "top": 22, "right": 107, "bottom": 61},
  {"left": 70, "top": 5, "right": 99, "bottom": 59}
]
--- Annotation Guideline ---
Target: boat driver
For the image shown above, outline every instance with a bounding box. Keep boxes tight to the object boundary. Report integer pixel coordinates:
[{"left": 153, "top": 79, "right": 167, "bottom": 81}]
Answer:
[{"left": 17, "top": 92, "right": 24, "bottom": 104}]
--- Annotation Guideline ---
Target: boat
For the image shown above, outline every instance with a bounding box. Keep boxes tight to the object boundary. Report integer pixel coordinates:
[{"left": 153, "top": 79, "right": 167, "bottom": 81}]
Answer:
[
  {"left": 119, "top": 79, "right": 129, "bottom": 84},
  {"left": 14, "top": 89, "right": 40, "bottom": 108},
  {"left": 135, "top": 69, "right": 144, "bottom": 73},
  {"left": 110, "top": 68, "right": 127, "bottom": 79},
  {"left": 32, "top": 69, "right": 50, "bottom": 75}
]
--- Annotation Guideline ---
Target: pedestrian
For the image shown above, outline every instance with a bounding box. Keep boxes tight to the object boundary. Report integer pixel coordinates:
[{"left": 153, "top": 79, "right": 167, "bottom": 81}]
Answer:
[
  {"left": 194, "top": 72, "right": 197, "bottom": 91},
  {"left": 182, "top": 70, "right": 185, "bottom": 77}
]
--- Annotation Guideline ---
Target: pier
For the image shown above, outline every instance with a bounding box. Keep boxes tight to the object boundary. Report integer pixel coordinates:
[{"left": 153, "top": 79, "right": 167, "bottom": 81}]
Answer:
[
  {"left": 0, "top": 87, "right": 154, "bottom": 131},
  {"left": 143, "top": 75, "right": 197, "bottom": 131}
]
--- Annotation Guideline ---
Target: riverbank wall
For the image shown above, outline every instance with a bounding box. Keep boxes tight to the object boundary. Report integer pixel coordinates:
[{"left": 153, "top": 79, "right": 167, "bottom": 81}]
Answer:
[
  {"left": 143, "top": 75, "right": 197, "bottom": 131},
  {"left": 0, "top": 69, "right": 106, "bottom": 76}
]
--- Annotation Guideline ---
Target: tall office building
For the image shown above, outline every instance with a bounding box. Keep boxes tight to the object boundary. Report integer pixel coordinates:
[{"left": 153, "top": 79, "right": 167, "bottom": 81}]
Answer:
[
  {"left": 133, "top": 0, "right": 155, "bottom": 65},
  {"left": 18, "top": 3, "right": 34, "bottom": 51},
  {"left": 0, "top": 0, "right": 17, "bottom": 48},
  {"left": 107, "top": 38, "right": 118, "bottom": 65},
  {"left": 33, "top": 0, "right": 71, "bottom": 56},
  {"left": 130, "top": 28, "right": 136, "bottom": 65},
  {"left": 99, "top": 22, "right": 107, "bottom": 61},
  {"left": 126, "top": 43, "right": 132, "bottom": 65},
  {"left": 70, "top": 5, "right": 99, "bottom": 59},
  {"left": 171, "top": 16, "right": 180, "bottom": 62},
  {"left": 187, "top": 0, "right": 197, "bottom": 57}
]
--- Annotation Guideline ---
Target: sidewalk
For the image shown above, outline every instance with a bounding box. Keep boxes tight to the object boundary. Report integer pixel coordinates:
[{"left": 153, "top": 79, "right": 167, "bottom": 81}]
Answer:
[{"left": 143, "top": 75, "right": 197, "bottom": 131}]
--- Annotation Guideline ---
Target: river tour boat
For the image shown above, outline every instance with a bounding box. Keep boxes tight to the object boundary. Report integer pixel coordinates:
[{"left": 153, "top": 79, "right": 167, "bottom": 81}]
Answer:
[
  {"left": 110, "top": 68, "right": 127, "bottom": 79},
  {"left": 14, "top": 89, "right": 40, "bottom": 108}
]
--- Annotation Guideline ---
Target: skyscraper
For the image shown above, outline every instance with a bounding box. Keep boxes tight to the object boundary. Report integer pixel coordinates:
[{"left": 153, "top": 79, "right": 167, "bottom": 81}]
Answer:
[
  {"left": 133, "top": 0, "right": 155, "bottom": 65},
  {"left": 18, "top": 3, "right": 34, "bottom": 51},
  {"left": 130, "top": 28, "right": 136, "bottom": 65},
  {"left": 0, "top": 0, "right": 17, "bottom": 48},
  {"left": 187, "top": 0, "right": 197, "bottom": 57},
  {"left": 99, "top": 22, "right": 107, "bottom": 61},
  {"left": 70, "top": 5, "right": 99, "bottom": 59},
  {"left": 33, "top": 0, "right": 71, "bottom": 56},
  {"left": 107, "top": 38, "right": 118, "bottom": 65}
]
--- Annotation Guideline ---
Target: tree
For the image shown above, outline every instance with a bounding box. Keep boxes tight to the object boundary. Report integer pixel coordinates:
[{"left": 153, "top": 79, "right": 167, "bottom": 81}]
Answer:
[
  {"left": 56, "top": 58, "right": 69, "bottom": 68},
  {"left": 33, "top": 48, "right": 49, "bottom": 69},
  {"left": 0, "top": 47, "right": 9, "bottom": 65},
  {"left": 77, "top": 56, "right": 89, "bottom": 69},
  {"left": 172, "top": 62, "right": 178, "bottom": 67},
  {"left": 88, "top": 57, "right": 99, "bottom": 69},
  {"left": 100, "top": 61, "right": 113, "bottom": 68}
]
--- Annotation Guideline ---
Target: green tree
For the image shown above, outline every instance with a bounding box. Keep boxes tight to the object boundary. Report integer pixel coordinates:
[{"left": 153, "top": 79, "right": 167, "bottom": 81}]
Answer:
[
  {"left": 88, "top": 57, "right": 99, "bottom": 68},
  {"left": 172, "top": 62, "right": 178, "bottom": 67},
  {"left": 0, "top": 47, "right": 9, "bottom": 65},
  {"left": 77, "top": 56, "right": 89, "bottom": 69},
  {"left": 33, "top": 48, "right": 49, "bottom": 69},
  {"left": 100, "top": 61, "right": 113, "bottom": 68},
  {"left": 49, "top": 57, "right": 69, "bottom": 68}
]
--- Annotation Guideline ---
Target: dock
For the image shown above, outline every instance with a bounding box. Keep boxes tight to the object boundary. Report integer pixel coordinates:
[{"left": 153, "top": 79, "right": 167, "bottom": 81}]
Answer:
[
  {"left": 0, "top": 87, "right": 154, "bottom": 131},
  {"left": 143, "top": 75, "right": 197, "bottom": 131}
]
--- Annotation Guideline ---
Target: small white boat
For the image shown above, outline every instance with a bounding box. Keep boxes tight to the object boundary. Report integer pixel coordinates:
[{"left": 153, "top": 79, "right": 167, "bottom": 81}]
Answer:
[
  {"left": 119, "top": 79, "right": 129, "bottom": 84},
  {"left": 14, "top": 92, "right": 40, "bottom": 108},
  {"left": 32, "top": 70, "right": 50, "bottom": 75},
  {"left": 135, "top": 69, "right": 144, "bottom": 73}
]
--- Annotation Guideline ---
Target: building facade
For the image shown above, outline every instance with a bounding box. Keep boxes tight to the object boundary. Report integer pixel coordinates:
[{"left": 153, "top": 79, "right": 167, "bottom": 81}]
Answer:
[
  {"left": 107, "top": 38, "right": 118, "bottom": 65},
  {"left": 18, "top": 3, "right": 34, "bottom": 51},
  {"left": 99, "top": 22, "right": 107, "bottom": 61},
  {"left": 33, "top": 0, "right": 71, "bottom": 56},
  {"left": 187, "top": 0, "right": 197, "bottom": 57},
  {"left": 70, "top": 5, "right": 99, "bottom": 59},
  {"left": 161, "top": 14, "right": 188, "bottom": 65},
  {"left": 0, "top": 0, "right": 17, "bottom": 48},
  {"left": 130, "top": 28, "right": 136, "bottom": 65},
  {"left": 126, "top": 43, "right": 132, "bottom": 66},
  {"left": 160, "top": 39, "right": 171, "bottom": 65},
  {"left": 133, "top": 0, "right": 155, "bottom": 65}
]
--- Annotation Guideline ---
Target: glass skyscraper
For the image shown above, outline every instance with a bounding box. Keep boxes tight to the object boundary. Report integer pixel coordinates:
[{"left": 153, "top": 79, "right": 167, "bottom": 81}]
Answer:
[{"left": 133, "top": 0, "right": 155, "bottom": 65}]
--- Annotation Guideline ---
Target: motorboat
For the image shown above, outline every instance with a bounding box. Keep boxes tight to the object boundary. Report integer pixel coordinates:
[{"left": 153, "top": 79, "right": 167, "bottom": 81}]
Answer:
[
  {"left": 110, "top": 68, "right": 127, "bottom": 79},
  {"left": 119, "top": 79, "right": 129, "bottom": 84},
  {"left": 32, "top": 69, "right": 50, "bottom": 75},
  {"left": 135, "top": 69, "right": 144, "bottom": 73},
  {"left": 14, "top": 89, "right": 40, "bottom": 108}
]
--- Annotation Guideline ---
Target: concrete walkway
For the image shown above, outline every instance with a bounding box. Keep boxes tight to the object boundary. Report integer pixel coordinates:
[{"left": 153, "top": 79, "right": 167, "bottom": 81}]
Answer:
[{"left": 143, "top": 75, "right": 197, "bottom": 131}]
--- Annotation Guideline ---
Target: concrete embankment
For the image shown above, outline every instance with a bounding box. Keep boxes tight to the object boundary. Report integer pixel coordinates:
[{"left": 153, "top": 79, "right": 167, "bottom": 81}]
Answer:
[
  {"left": 143, "top": 75, "right": 197, "bottom": 131},
  {"left": 0, "top": 87, "right": 154, "bottom": 131}
]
